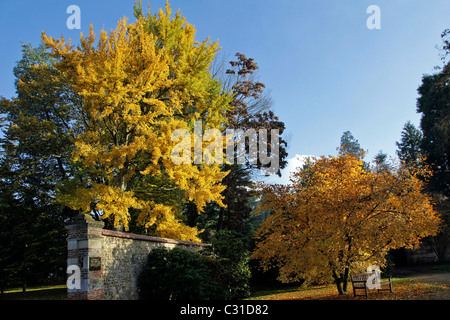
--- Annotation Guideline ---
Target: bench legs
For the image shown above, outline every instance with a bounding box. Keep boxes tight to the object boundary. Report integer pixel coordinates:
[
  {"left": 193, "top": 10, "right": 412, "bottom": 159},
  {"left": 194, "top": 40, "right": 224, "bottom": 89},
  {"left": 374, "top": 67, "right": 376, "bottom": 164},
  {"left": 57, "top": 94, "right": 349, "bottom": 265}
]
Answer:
[
  {"left": 377, "top": 277, "right": 393, "bottom": 293},
  {"left": 353, "top": 277, "right": 392, "bottom": 298},
  {"left": 352, "top": 283, "right": 369, "bottom": 298}
]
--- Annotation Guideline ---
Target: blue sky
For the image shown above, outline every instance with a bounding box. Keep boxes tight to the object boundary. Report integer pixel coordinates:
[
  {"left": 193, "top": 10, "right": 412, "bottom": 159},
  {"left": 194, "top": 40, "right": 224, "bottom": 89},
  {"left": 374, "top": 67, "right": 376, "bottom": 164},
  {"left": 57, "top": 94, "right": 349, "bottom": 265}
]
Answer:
[{"left": 1, "top": 0, "right": 449, "bottom": 184}]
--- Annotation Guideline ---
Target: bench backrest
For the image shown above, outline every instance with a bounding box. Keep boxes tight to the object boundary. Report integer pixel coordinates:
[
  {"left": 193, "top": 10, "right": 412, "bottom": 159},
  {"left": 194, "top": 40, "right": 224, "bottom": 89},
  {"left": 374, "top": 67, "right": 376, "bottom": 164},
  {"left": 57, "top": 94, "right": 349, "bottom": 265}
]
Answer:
[{"left": 351, "top": 273, "right": 370, "bottom": 282}]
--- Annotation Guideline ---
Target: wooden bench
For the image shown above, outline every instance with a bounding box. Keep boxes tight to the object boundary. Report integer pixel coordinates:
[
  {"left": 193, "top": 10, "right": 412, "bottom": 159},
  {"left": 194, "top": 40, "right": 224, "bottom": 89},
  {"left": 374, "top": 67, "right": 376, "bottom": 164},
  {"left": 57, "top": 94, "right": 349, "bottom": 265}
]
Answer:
[{"left": 351, "top": 272, "right": 393, "bottom": 298}]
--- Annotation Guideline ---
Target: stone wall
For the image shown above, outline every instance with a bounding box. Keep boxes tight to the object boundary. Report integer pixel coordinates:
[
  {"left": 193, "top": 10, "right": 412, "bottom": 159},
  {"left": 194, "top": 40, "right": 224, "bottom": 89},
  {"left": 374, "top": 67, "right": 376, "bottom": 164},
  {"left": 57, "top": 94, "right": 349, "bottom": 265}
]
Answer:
[{"left": 66, "top": 214, "right": 209, "bottom": 300}]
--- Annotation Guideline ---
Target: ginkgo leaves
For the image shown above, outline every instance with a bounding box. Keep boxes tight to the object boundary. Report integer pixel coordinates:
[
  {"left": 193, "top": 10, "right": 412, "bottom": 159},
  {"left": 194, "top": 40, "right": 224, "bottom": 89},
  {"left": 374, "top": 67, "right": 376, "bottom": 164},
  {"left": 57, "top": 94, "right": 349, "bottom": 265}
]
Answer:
[{"left": 42, "top": 4, "right": 232, "bottom": 241}]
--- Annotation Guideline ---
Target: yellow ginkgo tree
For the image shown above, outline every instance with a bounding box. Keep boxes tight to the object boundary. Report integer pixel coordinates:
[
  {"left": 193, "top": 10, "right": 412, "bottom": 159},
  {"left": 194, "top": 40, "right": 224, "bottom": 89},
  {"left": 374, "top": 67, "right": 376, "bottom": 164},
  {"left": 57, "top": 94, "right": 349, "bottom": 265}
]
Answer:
[
  {"left": 251, "top": 150, "right": 441, "bottom": 294},
  {"left": 42, "top": 2, "right": 233, "bottom": 241}
]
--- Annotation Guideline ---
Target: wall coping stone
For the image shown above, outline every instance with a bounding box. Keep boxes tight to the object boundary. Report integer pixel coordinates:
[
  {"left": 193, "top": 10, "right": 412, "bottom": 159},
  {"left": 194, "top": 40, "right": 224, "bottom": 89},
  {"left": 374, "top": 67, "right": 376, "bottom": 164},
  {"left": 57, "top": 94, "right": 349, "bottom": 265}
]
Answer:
[{"left": 101, "top": 229, "right": 210, "bottom": 247}]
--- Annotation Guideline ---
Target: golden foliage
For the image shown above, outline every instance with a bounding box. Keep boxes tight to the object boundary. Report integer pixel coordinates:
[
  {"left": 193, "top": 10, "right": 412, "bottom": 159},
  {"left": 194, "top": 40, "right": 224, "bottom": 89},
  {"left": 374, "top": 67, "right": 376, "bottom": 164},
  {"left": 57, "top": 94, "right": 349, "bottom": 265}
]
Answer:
[
  {"left": 252, "top": 152, "right": 441, "bottom": 283},
  {"left": 42, "top": 3, "right": 232, "bottom": 241}
]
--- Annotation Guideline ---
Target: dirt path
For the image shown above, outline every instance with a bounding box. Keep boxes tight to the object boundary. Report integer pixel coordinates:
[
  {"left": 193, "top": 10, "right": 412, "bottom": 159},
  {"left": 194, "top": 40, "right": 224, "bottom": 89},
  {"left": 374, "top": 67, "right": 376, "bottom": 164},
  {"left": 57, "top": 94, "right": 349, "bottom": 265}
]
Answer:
[
  {"left": 393, "top": 266, "right": 450, "bottom": 299},
  {"left": 394, "top": 265, "right": 450, "bottom": 285},
  {"left": 409, "top": 272, "right": 450, "bottom": 286}
]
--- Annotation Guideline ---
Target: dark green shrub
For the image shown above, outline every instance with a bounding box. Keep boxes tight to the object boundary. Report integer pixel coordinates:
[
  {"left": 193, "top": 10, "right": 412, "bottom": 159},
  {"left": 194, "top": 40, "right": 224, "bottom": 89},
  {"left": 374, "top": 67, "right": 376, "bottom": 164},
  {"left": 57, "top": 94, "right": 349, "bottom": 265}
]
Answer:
[
  {"left": 208, "top": 231, "right": 251, "bottom": 299},
  {"left": 138, "top": 247, "right": 226, "bottom": 300}
]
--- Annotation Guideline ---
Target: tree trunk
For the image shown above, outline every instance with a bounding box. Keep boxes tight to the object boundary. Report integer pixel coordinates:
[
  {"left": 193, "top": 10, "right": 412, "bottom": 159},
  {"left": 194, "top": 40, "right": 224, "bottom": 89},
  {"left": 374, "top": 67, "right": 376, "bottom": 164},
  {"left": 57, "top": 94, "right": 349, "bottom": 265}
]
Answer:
[
  {"left": 185, "top": 201, "right": 198, "bottom": 228},
  {"left": 217, "top": 206, "right": 225, "bottom": 231},
  {"left": 342, "top": 267, "right": 349, "bottom": 293},
  {"left": 332, "top": 270, "right": 344, "bottom": 295},
  {"left": 332, "top": 267, "right": 349, "bottom": 295}
]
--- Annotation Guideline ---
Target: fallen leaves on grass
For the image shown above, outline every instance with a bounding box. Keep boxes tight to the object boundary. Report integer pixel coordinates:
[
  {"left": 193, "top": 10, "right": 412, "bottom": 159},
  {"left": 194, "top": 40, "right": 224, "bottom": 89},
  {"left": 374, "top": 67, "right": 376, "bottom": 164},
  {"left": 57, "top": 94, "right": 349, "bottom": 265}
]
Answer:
[{"left": 250, "top": 279, "right": 449, "bottom": 300}]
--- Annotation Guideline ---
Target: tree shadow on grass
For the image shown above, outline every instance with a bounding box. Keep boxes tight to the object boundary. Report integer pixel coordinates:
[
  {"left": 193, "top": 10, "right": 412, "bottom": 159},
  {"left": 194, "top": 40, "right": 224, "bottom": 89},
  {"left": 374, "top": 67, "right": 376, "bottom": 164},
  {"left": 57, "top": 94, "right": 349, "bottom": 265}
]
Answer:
[{"left": 0, "top": 287, "right": 67, "bottom": 300}]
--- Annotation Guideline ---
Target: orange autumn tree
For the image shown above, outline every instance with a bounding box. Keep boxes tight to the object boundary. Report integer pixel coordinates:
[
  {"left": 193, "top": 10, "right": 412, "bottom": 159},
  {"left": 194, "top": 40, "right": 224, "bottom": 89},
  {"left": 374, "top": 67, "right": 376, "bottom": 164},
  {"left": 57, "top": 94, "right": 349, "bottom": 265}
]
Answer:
[
  {"left": 41, "top": 3, "right": 232, "bottom": 241},
  {"left": 251, "top": 150, "right": 441, "bottom": 295}
]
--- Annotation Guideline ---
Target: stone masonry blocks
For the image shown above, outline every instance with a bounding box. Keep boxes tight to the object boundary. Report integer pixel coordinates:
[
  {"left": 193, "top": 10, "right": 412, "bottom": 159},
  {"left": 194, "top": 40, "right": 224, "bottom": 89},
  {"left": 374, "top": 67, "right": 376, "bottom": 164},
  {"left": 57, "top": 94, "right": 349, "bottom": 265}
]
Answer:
[{"left": 65, "top": 214, "right": 209, "bottom": 300}]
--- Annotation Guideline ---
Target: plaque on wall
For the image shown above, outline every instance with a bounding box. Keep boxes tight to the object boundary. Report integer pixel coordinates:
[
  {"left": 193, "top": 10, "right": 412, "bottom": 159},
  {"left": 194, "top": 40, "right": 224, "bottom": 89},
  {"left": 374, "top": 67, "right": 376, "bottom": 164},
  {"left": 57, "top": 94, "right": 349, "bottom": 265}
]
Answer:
[{"left": 89, "top": 257, "right": 101, "bottom": 271}]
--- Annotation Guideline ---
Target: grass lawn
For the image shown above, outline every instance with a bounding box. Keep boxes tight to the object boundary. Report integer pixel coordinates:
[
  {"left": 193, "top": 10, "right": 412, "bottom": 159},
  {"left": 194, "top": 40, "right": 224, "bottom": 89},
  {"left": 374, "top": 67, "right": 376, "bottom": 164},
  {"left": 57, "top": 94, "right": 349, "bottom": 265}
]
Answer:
[
  {"left": 2, "top": 265, "right": 448, "bottom": 300},
  {"left": 1, "top": 280, "right": 447, "bottom": 300},
  {"left": 249, "top": 278, "right": 449, "bottom": 300},
  {"left": 430, "top": 264, "right": 450, "bottom": 273},
  {"left": 0, "top": 285, "right": 67, "bottom": 300}
]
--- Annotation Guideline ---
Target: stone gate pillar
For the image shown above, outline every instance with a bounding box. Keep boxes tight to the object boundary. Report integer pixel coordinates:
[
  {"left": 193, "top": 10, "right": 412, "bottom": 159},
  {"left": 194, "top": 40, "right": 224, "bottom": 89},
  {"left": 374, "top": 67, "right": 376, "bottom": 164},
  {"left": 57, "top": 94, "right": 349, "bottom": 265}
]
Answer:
[{"left": 65, "top": 214, "right": 105, "bottom": 300}]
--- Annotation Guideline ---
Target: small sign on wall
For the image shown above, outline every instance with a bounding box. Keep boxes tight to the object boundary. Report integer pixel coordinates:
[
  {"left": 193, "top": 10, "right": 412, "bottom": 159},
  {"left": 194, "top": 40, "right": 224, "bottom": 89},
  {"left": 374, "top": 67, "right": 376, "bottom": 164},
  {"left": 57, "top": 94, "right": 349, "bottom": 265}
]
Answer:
[{"left": 89, "top": 257, "right": 101, "bottom": 271}]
